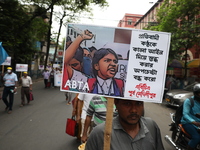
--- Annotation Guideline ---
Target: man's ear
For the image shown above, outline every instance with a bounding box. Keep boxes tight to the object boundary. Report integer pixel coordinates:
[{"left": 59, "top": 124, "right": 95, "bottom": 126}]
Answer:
[{"left": 94, "top": 64, "right": 99, "bottom": 71}]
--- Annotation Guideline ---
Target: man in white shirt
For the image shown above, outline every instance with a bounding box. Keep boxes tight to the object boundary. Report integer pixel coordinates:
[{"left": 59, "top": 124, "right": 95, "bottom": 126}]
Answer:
[
  {"left": 2, "top": 67, "right": 18, "bottom": 114},
  {"left": 20, "top": 72, "right": 32, "bottom": 106}
]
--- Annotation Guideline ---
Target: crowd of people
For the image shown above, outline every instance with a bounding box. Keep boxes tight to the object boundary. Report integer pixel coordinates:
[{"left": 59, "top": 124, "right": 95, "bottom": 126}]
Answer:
[
  {"left": 3, "top": 65, "right": 200, "bottom": 149},
  {"left": 3, "top": 65, "right": 200, "bottom": 150},
  {"left": 3, "top": 29, "right": 200, "bottom": 149},
  {"left": 1, "top": 66, "right": 165, "bottom": 149},
  {"left": 1, "top": 66, "right": 62, "bottom": 114},
  {"left": 42, "top": 67, "right": 61, "bottom": 88}
]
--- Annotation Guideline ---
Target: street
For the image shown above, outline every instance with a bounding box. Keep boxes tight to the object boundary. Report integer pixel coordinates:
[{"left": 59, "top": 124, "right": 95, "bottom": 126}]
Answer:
[{"left": 0, "top": 80, "right": 176, "bottom": 150}]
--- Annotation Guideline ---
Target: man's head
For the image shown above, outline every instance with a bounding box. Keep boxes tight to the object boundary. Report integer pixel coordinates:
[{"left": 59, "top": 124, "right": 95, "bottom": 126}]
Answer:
[
  {"left": 23, "top": 72, "right": 28, "bottom": 77},
  {"left": 92, "top": 48, "right": 118, "bottom": 79},
  {"left": 7, "top": 67, "right": 12, "bottom": 74},
  {"left": 83, "top": 48, "right": 92, "bottom": 58},
  {"left": 114, "top": 98, "right": 144, "bottom": 126}
]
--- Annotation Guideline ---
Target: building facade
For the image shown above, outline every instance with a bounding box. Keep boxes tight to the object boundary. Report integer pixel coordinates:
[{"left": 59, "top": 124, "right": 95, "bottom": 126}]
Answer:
[
  {"left": 117, "top": 13, "right": 143, "bottom": 28},
  {"left": 134, "top": 0, "right": 163, "bottom": 29}
]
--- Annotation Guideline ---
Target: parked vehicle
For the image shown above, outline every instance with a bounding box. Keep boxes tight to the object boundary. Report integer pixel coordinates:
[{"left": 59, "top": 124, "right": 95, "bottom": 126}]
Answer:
[
  {"left": 165, "top": 82, "right": 197, "bottom": 107},
  {"left": 165, "top": 113, "right": 200, "bottom": 150}
]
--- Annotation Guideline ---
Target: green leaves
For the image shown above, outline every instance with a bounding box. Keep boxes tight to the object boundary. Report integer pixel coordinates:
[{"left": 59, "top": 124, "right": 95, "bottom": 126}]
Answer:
[
  {"left": 0, "top": 0, "right": 48, "bottom": 64},
  {"left": 146, "top": 0, "right": 200, "bottom": 59}
]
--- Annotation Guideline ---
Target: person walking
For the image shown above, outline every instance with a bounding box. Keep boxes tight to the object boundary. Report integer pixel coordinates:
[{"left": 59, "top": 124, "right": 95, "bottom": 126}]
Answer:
[
  {"left": 49, "top": 69, "right": 55, "bottom": 88},
  {"left": 19, "top": 72, "right": 32, "bottom": 106},
  {"left": 65, "top": 92, "right": 77, "bottom": 105},
  {"left": 2, "top": 67, "right": 18, "bottom": 114},
  {"left": 85, "top": 98, "right": 164, "bottom": 150},
  {"left": 42, "top": 69, "right": 50, "bottom": 88}
]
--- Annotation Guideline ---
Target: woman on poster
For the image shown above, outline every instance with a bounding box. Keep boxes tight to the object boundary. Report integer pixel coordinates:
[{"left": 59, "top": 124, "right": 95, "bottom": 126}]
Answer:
[
  {"left": 62, "top": 29, "right": 124, "bottom": 97},
  {"left": 88, "top": 48, "right": 124, "bottom": 97}
]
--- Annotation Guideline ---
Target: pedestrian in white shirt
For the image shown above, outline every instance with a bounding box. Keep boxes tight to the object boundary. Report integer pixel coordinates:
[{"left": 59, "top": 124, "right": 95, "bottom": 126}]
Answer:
[
  {"left": 42, "top": 69, "right": 50, "bottom": 88},
  {"left": 20, "top": 72, "right": 32, "bottom": 106},
  {"left": 2, "top": 67, "right": 18, "bottom": 114}
]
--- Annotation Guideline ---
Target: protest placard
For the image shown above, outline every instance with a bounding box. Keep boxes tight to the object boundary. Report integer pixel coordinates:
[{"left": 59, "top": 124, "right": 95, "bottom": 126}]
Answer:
[
  {"left": 16, "top": 64, "right": 28, "bottom": 72},
  {"left": 39, "top": 65, "right": 44, "bottom": 70},
  {"left": 54, "top": 73, "right": 62, "bottom": 86},
  {"left": 1, "top": 57, "right": 11, "bottom": 66},
  {"left": 61, "top": 24, "right": 171, "bottom": 103},
  {"left": 53, "top": 64, "right": 60, "bottom": 68}
]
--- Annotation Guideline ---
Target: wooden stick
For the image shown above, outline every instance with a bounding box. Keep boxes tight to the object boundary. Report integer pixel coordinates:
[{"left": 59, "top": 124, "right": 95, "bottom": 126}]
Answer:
[
  {"left": 103, "top": 97, "right": 114, "bottom": 150},
  {"left": 2, "top": 65, "right": 4, "bottom": 74}
]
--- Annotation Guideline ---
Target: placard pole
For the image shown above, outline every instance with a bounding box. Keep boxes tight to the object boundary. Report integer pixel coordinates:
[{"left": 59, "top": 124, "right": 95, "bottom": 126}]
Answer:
[
  {"left": 103, "top": 97, "right": 114, "bottom": 150},
  {"left": 2, "top": 65, "right": 4, "bottom": 74}
]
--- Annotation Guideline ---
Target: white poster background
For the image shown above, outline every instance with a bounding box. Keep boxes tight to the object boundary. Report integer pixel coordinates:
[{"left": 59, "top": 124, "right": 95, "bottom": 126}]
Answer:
[
  {"left": 1, "top": 57, "right": 11, "bottom": 66},
  {"left": 16, "top": 64, "right": 28, "bottom": 72},
  {"left": 54, "top": 73, "right": 62, "bottom": 86},
  {"left": 124, "top": 30, "right": 171, "bottom": 103}
]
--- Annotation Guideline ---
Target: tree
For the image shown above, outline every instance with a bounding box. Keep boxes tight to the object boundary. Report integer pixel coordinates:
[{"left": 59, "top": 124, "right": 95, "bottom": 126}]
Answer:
[
  {"left": 24, "top": 0, "right": 108, "bottom": 69},
  {"left": 0, "top": 0, "right": 49, "bottom": 70},
  {"left": 51, "top": 0, "right": 97, "bottom": 65},
  {"left": 146, "top": 0, "right": 200, "bottom": 77},
  {"left": 0, "top": 0, "right": 108, "bottom": 71}
]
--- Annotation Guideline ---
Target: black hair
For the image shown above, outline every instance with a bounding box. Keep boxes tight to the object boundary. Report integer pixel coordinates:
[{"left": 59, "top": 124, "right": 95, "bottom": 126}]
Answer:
[
  {"left": 88, "top": 46, "right": 97, "bottom": 52},
  {"left": 66, "top": 36, "right": 72, "bottom": 42}
]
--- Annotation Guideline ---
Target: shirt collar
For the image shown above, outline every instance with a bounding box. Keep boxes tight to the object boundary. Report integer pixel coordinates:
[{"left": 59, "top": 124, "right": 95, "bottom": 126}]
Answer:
[
  {"left": 96, "top": 76, "right": 112, "bottom": 87},
  {"left": 113, "top": 116, "right": 149, "bottom": 141}
]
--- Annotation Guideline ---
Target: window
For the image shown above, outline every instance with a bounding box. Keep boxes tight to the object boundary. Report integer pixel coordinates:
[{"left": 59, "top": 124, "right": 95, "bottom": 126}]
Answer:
[{"left": 127, "top": 19, "right": 132, "bottom": 25}]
